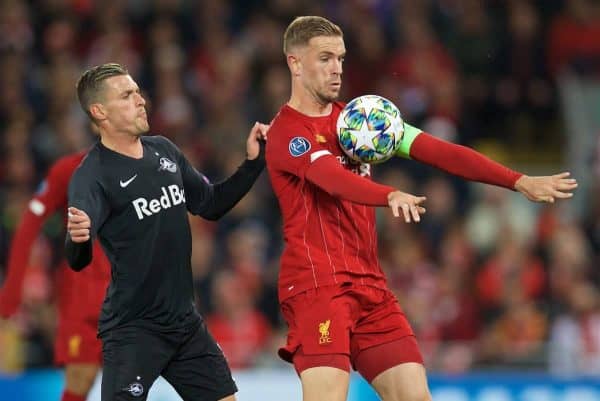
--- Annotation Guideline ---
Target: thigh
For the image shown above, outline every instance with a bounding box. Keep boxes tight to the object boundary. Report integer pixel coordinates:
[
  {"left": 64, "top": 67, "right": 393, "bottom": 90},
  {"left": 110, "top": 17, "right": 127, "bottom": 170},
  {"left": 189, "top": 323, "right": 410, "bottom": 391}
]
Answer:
[
  {"left": 162, "top": 322, "right": 237, "bottom": 401},
  {"left": 278, "top": 285, "right": 354, "bottom": 373},
  {"left": 54, "top": 319, "right": 102, "bottom": 366},
  {"left": 101, "top": 326, "right": 173, "bottom": 401},
  {"left": 370, "top": 362, "right": 431, "bottom": 401},
  {"left": 353, "top": 336, "right": 423, "bottom": 383},
  {"left": 350, "top": 287, "right": 419, "bottom": 361},
  {"left": 300, "top": 366, "right": 350, "bottom": 401}
]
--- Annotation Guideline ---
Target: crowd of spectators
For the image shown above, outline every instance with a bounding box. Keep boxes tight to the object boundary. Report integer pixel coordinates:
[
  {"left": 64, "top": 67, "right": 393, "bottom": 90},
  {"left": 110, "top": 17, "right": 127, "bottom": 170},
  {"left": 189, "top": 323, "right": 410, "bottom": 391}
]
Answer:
[{"left": 1, "top": 0, "right": 600, "bottom": 375}]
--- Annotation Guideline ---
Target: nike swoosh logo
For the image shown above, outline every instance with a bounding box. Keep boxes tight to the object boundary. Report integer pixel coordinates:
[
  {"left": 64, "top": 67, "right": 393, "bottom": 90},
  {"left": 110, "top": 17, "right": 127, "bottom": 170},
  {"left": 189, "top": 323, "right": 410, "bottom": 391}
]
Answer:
[{"left": 119, "top": 174, "right": 138, "bottom": 188}]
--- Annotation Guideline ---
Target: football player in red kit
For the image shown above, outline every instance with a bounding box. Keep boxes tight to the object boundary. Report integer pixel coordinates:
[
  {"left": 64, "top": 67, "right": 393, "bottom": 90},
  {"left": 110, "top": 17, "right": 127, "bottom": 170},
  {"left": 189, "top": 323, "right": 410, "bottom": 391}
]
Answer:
[
  {"left": 0, "top": 152, "right": 110, "bottom": 401},
  {"left": 266, "top": 16, "right": 578, "bottom": 401}
]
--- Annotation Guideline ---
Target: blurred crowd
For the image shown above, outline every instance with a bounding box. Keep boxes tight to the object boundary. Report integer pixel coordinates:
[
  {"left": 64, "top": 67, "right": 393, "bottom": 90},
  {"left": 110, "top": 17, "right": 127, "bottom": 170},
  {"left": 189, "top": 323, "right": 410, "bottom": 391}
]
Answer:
[{"left": 1, "top": 0, "right": 600, "bottom": 376}]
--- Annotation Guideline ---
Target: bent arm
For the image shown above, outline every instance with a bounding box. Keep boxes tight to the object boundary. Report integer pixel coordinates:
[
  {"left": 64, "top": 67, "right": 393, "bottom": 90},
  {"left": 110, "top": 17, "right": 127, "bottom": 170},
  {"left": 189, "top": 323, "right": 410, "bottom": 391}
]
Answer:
[
  {"left": 305, "top": 155, "right": 394, "bottom": 206},
  {"left": 185, "top": 142, "right": 265, "bottom": 220},
  {"left": 202, "top": 154, "right": 265, "bottom": 220}
]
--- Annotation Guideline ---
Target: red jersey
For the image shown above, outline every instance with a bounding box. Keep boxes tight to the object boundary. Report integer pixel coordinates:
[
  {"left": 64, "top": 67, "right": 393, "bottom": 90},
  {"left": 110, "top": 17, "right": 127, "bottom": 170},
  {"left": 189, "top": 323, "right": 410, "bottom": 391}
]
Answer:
[
  {"left": 266, "top": 103, "right": 387, "bottom": 301},
  {"left": 0, "top": 152, "right": 111, "bottom": 321}
]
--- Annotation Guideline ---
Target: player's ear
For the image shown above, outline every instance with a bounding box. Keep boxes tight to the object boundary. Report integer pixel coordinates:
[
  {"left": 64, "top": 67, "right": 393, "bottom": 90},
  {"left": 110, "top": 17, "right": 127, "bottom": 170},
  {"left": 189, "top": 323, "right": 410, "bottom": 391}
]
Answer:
[
  {"left": 287, "top": 53, "right": 301, "bottom": 77},
  {"left": 89, "top": 103, "right": 107, "bottom": 121}
]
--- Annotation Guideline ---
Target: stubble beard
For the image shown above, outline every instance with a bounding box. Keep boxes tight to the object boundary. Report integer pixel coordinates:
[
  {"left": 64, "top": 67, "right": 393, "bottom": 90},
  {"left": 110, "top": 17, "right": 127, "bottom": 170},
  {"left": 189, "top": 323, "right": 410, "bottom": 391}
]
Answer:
[
  {"left": 316, "top": 89, "right": 339, "bottom": 105},
  {"left": 134, "top": 117, "right": 150, "bottom": 136}
]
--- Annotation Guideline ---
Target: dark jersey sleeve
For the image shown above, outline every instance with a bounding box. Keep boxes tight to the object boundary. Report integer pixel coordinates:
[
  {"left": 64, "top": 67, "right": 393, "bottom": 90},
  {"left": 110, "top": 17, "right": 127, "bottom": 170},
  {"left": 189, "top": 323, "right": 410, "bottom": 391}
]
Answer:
[
  {"left": 167, "top": 138, "right": 265, "bottom": 220},
  {"left": 65, "top": 161, "right": 110, "bottom": 270}
]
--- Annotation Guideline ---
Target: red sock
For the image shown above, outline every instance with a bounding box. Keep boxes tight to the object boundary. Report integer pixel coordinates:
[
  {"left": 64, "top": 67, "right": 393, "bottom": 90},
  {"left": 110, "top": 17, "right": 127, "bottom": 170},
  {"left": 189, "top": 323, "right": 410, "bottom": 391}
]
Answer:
[{"left": 61, "top": 391, "right": 86, "bottom": 401}]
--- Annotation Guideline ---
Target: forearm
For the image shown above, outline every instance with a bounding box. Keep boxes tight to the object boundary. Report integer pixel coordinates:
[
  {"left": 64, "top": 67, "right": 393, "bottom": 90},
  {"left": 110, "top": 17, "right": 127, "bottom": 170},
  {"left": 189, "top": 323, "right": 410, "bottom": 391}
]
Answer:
[
  {"left": 64, "top": 235, "right": 93, "bottom": 271},
  {"left": 0, "top": 210, "right": 45, "bottom": 316},
  {"left": 409, "top": 133, "right": 522, "bottom": 189},
  {"left": 202, "top": 157, "right": 265, "bottom": 220},
  {"left": 305, "top": 156, "right": 394, "bottom": 205}
]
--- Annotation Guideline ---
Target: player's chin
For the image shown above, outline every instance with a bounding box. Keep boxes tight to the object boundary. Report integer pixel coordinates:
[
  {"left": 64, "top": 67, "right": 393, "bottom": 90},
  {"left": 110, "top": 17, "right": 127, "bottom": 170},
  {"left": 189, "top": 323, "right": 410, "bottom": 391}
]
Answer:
[
  {"left": 135, "top": 121, "right": 150, "bottom": 135},
  {"left": 321, "top": 90, "right": 340, "bottom": 103}
]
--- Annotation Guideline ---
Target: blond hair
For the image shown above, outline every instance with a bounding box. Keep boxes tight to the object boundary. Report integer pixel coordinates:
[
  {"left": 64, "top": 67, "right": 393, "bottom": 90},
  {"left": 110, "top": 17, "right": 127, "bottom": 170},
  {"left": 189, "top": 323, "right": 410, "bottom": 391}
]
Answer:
[
  {"left": 283, "top": 16, "right": 343, "bottom": 54},
  {"left": 76, "top": 63, "right": 129, "bottom": 120}
]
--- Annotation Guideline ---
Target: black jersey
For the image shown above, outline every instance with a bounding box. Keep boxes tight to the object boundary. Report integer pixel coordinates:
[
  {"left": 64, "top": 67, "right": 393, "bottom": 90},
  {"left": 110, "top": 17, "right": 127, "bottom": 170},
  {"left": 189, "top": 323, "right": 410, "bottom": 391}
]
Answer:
[{"left": 67, "top": 135, "right": 263, "bottom": 336}]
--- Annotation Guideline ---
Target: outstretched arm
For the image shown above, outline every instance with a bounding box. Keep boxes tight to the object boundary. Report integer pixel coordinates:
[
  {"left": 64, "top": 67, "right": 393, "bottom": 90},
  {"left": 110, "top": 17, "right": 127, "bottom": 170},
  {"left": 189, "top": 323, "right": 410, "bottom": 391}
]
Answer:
[{"left": 401, "top": 125, "right": 577, "bottom": 202}]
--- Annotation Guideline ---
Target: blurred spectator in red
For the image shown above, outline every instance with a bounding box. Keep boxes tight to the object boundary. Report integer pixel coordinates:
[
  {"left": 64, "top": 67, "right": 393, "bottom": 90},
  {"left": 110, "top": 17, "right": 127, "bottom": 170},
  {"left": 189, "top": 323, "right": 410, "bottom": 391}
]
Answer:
[
  {"left": 547, "top": 225, "right": 593, "bottom": 310},
  {"left": 0, "top": 0, "right": 33, "bottom": 53},
  {"left": 549, "top": 282, "right": 600, "bottom": 375},
  {"left": 384, "top": 7, "right": 459, "bottom": 123},
  {"left": 206, "top": 270, "right": 272, "bottom": 369},
  {"left": 548, "top": 0, "right": 600, "bottom": 76},
  {"left": 479, "top": 288, "right": 547, "bottom": 365},
  {"left": 342, "top": 12, "right": 387, "bottom": 99},
  {"left": 476, "top": 236, "right": 545, "bottom": 315}
]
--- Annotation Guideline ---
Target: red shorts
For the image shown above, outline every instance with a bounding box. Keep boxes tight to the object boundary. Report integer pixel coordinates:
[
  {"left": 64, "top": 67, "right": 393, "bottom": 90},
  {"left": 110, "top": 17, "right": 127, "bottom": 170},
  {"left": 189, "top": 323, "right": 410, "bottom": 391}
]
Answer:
[
  {"left": 54, "top": 316, "right": 102, "bottom": 366},
  {"left": 279, "top": 283, "right": 423, "bottom": 381}
]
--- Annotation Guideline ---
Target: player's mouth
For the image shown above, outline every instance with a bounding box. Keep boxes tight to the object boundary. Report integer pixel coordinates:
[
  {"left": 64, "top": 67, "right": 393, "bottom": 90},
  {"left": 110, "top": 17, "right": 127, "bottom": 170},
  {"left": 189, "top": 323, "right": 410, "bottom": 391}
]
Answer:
[{"left": 330, "top": 82, "right": 341, "bottom": 89}]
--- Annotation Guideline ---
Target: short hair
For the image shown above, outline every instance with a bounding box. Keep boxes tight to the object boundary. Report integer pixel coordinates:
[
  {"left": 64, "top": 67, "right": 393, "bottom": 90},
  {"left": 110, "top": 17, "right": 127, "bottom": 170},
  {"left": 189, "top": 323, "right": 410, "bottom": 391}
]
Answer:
[
  {"left": 283, "top": 16, "right": 343, "bottom": 55},
  {"left": 76, "top": 63, "right": 128, "bottom": 119}
]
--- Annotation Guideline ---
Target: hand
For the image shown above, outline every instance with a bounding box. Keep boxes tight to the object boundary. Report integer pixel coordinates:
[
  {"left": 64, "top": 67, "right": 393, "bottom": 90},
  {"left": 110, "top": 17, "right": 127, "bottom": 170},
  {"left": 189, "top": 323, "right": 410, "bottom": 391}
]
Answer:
[
  {"left": 514, "top": 172, "right": 578, "bottom": 203},
  {"left": 67, "top": 207, "right": 91, "bottom": 243},
  {"left": 387, "top": 191, "right": 427, "bottom": 223},
  {"left": 246, "top": 122, "right": 269, "bottom": 160}
]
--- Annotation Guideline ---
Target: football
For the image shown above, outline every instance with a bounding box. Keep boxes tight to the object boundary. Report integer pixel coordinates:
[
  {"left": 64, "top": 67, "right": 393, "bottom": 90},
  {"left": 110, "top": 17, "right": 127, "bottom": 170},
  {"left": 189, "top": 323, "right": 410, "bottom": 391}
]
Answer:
[{"left": 336, "top": 94, "right": 404, "bottom": 164}]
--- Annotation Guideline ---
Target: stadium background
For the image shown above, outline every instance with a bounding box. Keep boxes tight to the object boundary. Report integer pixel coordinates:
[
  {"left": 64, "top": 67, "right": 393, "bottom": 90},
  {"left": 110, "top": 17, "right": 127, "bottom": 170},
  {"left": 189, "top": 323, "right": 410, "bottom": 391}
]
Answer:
[{"left": 0, "top": 0, "right": 599, "bottom": 399}]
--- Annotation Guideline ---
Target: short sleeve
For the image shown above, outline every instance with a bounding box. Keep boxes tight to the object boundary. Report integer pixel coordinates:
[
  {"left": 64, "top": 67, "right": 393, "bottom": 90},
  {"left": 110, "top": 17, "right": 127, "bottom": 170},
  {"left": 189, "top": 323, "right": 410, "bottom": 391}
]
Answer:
[
  {"left": 68, "top": 166, "right": 110, "bottom": 238},
  {"left": 267, "top": 123, "right": 333, "bottom": 179}
]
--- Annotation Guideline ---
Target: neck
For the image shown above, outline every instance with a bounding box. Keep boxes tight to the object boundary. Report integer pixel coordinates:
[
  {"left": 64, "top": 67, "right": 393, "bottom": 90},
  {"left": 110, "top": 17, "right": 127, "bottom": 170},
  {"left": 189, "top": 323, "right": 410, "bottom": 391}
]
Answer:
[
  {"left": 288, "top": 85, "right": 333, "bottom": 117},
  {"left": 100, "top": 130, "right": 143, "bottom": 159}
]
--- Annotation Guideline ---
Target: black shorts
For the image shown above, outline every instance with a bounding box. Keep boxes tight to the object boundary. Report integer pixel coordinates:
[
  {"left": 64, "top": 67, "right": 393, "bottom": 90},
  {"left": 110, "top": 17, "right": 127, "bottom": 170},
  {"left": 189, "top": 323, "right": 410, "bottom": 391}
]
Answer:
[{"left": 100, "top": 321, "right": 237, "bottom": 401}]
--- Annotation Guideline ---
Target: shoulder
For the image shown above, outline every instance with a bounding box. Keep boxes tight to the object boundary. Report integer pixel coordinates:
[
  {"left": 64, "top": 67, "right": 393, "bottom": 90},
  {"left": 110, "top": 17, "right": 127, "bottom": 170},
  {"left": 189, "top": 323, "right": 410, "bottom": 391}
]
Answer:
[
  {"left": 142, "top": 134, "right": 182, "bottom": 156},
  {"left": 70, "top": 145, "right": 102, "bottom": 182},
  {"left": 143, "top": 134, "right": 176, "bottom": 149},
  {"left": 269, "top": 108, "right": 310, "bottom": 139}
]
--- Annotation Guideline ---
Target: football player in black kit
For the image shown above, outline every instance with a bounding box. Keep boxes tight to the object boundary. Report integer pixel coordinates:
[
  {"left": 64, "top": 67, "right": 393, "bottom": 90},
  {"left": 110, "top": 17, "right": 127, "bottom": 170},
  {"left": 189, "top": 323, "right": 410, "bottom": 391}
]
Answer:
[{"left": 65, "top": 63, "right": 268, "bottom": 401}]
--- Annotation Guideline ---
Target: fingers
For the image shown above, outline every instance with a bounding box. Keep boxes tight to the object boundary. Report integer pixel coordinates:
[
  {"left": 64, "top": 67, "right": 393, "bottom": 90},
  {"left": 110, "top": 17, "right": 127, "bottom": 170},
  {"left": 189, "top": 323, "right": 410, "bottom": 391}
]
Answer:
[
  {"left": 552, "top": 190, "right": 573, "bottom": 199},
  {"left": 69, "top": 230, "right": 90, "bottom": 242},
  {"left": 256, "top": 123, "right": 269, "bottom": 140},
  {"left": 67, "top": 207, "right": 91, "bottom": 242},
  {"left": 250, "top": 121, "right": 269, "bottom": 141},
  {"left": 401, "top": 203, "right": 411, "bottom": 223},
  {"left": 396, "top": 199, "right": 427, "bottom": 223},
  {"left": 553, "top": 172, "right": 571, "bottom": 179}
]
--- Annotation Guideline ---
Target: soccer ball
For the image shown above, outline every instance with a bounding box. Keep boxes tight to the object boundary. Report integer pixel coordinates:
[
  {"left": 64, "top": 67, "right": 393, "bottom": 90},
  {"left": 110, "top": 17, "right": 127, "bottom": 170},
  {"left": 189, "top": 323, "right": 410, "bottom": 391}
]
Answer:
[{"left": 336, "top": 95, "right": 404, "bottom": 164}]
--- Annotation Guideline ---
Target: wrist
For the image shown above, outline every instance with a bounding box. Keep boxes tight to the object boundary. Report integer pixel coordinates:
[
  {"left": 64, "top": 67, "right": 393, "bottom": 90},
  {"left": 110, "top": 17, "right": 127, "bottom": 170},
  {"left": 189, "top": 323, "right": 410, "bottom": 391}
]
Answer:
[{"left": 514, "top": 175, "right": 528, "bottom": 192}]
